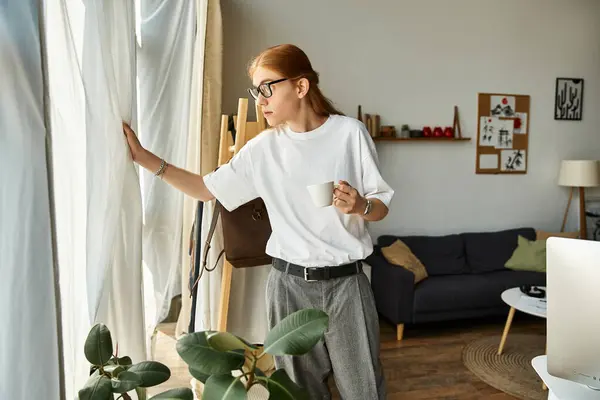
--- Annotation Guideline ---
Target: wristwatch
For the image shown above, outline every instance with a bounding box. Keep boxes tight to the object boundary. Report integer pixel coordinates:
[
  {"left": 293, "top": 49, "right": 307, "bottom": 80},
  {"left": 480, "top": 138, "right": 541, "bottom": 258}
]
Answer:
[{"left": 363, "top": 198, "right": 373, "bottom": 215}]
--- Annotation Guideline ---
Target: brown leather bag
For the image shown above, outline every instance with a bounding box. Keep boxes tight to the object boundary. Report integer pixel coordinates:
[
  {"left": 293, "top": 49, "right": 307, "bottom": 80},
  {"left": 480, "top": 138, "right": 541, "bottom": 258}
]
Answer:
[
  {"left": 213, "top": 198, "right": 272, "bottom": 268},
  {"left": 189, "top": 197, "right": 272, "bottom": 293}
]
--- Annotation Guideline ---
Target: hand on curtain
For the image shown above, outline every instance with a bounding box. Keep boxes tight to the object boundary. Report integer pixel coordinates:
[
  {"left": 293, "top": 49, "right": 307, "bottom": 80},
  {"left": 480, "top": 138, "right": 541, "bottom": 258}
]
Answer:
[{"left": 123, "top": 122, "right": 145, "bottom": 162}]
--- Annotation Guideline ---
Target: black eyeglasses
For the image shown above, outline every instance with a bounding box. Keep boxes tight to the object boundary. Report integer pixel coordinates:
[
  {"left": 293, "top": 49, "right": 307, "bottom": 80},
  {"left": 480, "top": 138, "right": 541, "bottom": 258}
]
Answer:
[{"left": 247, "top": 78, "right": 288, "bottom": 100}]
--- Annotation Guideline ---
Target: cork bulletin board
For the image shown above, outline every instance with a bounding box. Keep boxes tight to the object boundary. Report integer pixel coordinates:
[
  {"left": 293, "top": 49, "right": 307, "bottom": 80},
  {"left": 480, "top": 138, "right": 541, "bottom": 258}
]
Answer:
[{"left": 476, "top": 93, "right": 530, "bottom": 174}]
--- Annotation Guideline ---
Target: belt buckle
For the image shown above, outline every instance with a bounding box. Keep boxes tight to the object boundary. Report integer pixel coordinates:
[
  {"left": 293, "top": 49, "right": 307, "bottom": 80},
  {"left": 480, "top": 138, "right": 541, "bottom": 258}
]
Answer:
[{"left": 304, "top": 267, "right": 318, "bottom": 282}]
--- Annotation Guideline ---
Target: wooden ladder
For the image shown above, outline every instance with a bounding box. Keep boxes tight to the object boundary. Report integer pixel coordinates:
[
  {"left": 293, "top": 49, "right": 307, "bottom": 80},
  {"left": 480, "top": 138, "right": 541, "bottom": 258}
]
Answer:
[{"left": 216, "top": 97, "right": 267, "bottom": 332}]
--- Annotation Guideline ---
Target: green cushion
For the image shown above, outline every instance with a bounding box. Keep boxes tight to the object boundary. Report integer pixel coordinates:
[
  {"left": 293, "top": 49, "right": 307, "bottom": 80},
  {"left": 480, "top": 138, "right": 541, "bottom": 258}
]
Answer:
[{"left": 505, "top": 235, "right": 547, "bottom": 272}]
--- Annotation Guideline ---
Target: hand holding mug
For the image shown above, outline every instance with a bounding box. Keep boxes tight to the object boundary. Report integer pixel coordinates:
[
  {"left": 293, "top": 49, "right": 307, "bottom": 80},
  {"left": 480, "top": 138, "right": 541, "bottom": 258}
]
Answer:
[{"left": 333, "top": 180, "right": 367, "bottom": 215}]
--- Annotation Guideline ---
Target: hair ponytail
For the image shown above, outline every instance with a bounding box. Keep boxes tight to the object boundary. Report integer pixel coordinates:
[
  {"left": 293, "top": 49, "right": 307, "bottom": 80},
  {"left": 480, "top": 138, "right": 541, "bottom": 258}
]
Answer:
[{"left": 248, "top": 44, "right": 344, "bottom": 117}]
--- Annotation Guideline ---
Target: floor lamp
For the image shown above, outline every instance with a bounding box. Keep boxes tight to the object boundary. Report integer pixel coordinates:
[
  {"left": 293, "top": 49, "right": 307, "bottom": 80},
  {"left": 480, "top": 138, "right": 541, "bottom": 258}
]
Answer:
[{"left": 558, "top": 160, "right": 600, "bottom": 239}]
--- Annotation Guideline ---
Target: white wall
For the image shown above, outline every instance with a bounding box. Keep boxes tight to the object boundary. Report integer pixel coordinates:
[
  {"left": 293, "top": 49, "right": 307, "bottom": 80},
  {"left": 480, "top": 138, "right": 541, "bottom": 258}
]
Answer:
[{"left": 222, "top": 0, "right": 600, "bottom": 239}]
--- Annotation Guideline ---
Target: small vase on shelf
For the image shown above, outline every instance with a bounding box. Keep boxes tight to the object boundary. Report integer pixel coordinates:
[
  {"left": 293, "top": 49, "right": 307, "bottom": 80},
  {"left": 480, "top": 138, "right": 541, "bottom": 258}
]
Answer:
[{"left": 400, "top": 124, "right": 410, "bottom": 138}]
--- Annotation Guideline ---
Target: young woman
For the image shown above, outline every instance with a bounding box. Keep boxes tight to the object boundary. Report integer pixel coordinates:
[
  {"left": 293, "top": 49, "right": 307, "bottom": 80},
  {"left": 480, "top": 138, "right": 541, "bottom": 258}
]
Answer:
[{"left": 123, "top": 44, "right": 394, "bottom": 399}]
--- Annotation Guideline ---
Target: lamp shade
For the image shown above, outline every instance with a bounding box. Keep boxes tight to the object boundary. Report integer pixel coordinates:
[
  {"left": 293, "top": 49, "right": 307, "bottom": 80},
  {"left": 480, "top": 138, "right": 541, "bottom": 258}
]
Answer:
[{"left": 558, "top": 160, "right": 600, "bottom": 187}]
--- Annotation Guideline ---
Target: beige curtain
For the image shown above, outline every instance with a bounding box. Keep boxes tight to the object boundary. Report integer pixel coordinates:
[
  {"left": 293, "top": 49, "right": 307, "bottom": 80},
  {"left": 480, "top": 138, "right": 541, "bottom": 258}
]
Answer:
[{"left": 176, "top": 0, "right": 222, "bottom": 337}]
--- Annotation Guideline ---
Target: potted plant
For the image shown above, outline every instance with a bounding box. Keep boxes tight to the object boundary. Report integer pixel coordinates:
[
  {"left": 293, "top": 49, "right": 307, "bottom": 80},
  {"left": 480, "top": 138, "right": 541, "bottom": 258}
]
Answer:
[
  {"left": 176, "top": 308, "right": 329, "bottom": 400},
  {"left": 78, "top": 324, "right": 193, "bottom": 400},
  {"left": 400, "top": 124, "right": 410, "bottom": 138},
  {"left": 79, "top": 308, "right": 328, "bottom": 400}
]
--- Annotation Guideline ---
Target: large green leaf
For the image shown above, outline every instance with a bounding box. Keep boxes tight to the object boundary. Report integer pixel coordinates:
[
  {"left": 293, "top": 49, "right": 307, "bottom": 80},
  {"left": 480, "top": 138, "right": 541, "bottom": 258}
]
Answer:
[
  {"left": 84, "top": 324, "right": 113, "bottom": 366},
  {"left": 149, "top": 388, "right": 194, "bottom": 400},
  {"left": 203, "top": 375, "right": 246, "bottom": 400},
  {"left": 176, "top": 332, "right": 245, "bottom": 375},
  {"left": 188, "top": 365, "right": 210, "bottom": 383},
  {"left": 78, "top": 375, "right": 113, "bottom": 400},
  {"left": 266, "top": 369, "right": 309, "bottom": 400},
  {"left": 106, "top": 356, "right": 133, "bottom": 367},
  {"left": 207, "top": 331, "right": 259, "bottom": 351},
  {"left": 128, "top": 361, "right": 171, "bottom": 387},
  {"left": 263, "top": 309, "right": 328, "bottom": 356},
  {"left": 111, "top": 370, "right": 142, "bottom": 393}
]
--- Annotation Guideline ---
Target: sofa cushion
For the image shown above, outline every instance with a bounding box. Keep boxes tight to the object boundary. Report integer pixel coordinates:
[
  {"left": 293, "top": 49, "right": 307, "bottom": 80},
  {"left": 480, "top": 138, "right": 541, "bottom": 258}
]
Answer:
[
  {"left": 462, "top": 227, "right": 536, "bottom": 273},
  {"left": 413, "top": 269, "right": 546, "bottom": 314},
  {"left": 479, "top": 270, "right": 546, "bottom": 292},
  {"left": 505, "top": 235, "right": 547, "bottom": 272},
  {"left": 413, "top": 274, "right": 491, "bottom": 313},
  {"left": 380, "top": 239, "right": 428, "bottom": 283},
  {"left": 379, "top": 234, "right": 468, "bottom": 276}
]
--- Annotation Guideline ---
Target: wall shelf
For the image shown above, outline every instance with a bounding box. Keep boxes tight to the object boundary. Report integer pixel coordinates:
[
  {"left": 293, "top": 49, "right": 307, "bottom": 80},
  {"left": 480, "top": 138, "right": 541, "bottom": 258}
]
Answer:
[{"left": 374, "top": 137, "right": 471, "bottom": 142}]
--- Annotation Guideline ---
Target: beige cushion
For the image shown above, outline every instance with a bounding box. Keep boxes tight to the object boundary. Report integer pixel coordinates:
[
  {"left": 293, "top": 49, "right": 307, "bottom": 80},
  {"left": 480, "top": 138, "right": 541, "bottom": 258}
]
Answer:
[
  {"left": 381, "top": 239, "right": 428, "bottom": 284},
  {"left": 536, "top": 230, "right": 579, "bottom": 241}
]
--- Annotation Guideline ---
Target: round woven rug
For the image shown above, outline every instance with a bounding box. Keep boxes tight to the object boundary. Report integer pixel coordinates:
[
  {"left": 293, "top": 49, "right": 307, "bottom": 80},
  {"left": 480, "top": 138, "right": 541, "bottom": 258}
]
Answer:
[{"left": 462, "top": 334, "right": 546, "bottom": 400}]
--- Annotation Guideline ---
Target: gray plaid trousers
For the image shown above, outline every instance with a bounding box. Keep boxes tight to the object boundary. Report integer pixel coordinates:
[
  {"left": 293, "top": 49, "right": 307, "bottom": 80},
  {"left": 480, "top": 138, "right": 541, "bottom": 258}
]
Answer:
[{"left": 265, "top": 262, "right": 387, "bottom": 400}]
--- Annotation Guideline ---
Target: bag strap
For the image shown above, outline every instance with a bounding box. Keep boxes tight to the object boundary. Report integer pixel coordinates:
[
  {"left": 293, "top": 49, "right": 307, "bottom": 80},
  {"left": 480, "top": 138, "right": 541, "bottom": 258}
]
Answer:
[
  {"left": 202, "top": 201, "right": 225, "bottom": 272},
  {"left": 190, "top": 201, "right": 225, "bottom": 294}
]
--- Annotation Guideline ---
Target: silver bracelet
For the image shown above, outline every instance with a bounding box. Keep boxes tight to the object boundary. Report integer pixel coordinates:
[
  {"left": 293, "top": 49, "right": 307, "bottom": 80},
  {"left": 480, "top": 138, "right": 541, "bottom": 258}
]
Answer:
[
  {"left": 363, "top": 198, "right": 373, "bottom": 215},
  {"left": 154, "top": 158, "right": 167, "bottom": 177}
]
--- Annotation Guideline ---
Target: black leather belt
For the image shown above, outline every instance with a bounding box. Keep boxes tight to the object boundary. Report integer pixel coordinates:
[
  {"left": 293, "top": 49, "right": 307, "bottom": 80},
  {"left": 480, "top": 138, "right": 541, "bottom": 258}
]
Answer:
[{"left": 272, "top": 258, "right": 362, "bottom": 281}]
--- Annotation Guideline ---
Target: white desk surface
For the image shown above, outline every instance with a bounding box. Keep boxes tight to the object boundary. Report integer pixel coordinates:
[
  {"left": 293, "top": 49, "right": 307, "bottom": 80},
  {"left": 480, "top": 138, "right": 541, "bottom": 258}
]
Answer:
[{"left": 532, "top": 355, "right": 600, "bottom": 400}]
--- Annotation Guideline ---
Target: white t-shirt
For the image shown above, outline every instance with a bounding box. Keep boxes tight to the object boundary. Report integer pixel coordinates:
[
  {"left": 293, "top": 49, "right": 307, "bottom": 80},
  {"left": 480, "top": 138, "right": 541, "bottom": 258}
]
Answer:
[{"left": 203, "top": 114, "right": 394, "bottom": 267}]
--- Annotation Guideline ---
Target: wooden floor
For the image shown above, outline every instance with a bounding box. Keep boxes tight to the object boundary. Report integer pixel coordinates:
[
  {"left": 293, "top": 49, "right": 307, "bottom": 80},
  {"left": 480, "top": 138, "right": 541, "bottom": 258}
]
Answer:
[{"left": 151, "top": 313, "right": 545, "bottom": 399}]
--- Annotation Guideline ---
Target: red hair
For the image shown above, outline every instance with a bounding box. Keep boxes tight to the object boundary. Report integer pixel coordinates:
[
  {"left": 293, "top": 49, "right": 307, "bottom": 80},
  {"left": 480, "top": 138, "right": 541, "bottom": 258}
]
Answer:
[{"left": 248, "top": 44, "right": 344, "bottom": 117}]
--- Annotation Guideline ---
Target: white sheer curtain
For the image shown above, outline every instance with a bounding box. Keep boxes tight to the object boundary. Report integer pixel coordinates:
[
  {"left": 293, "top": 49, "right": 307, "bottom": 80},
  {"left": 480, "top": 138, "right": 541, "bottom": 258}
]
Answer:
[
  {"left": 44, "top": 0, "right": 89, "bottom": 396},
  {"left": 0, "top": 2, "right": 62, "bottom": 399},
  {"left": 45, "top": 0, "right": 145, "bottom": 397},
  {"left": 3, "top": 0, "right": 228, "bottom": 397},
  {"left": 137, "top": 0, "right": 196, "bottom": 346},
  {"left": 82, "top": 0, "right": 146, "bottom": 365}
]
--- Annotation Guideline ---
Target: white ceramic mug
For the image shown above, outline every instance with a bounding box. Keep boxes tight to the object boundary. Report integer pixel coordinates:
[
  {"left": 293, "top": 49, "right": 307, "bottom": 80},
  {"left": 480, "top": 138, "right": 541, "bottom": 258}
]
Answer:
[{"left": 307, "top": 181, "right": 339, "bottom": 207}]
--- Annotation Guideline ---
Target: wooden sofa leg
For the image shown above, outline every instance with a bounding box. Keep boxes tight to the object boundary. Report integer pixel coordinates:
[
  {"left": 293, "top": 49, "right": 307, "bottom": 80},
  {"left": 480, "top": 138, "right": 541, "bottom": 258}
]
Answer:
[{"left": 397, "top": 324, "right": 404, "bottom": 341}]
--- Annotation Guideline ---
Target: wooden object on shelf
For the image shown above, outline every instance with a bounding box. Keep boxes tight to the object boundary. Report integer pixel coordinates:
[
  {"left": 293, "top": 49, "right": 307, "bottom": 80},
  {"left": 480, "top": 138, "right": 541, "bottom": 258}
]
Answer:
[
  {"left": 453, "top": 105, "right": 463, "bottom": 139},
  {"left": 364, "top": 113, "right": 371, "bottom": 136},
  {"left": 361, "top": 111, "right": 382, "bottom": 137},
  {"left": 476, "top": 92, "right": 530, "bottom": 175},
  {"left": 380, "top": 125, "right": 396, "bottom": 137}
]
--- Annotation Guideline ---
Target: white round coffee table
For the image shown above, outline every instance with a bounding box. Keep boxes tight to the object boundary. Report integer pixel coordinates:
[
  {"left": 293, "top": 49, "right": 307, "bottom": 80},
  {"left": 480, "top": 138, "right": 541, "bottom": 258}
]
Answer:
[{"left": 497, "top": 286, "right": 547, "bottom": 355}]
